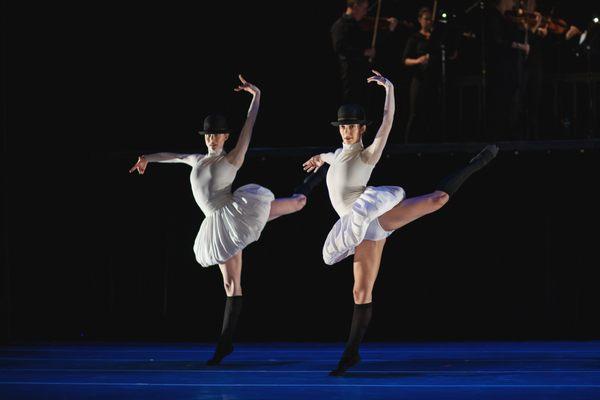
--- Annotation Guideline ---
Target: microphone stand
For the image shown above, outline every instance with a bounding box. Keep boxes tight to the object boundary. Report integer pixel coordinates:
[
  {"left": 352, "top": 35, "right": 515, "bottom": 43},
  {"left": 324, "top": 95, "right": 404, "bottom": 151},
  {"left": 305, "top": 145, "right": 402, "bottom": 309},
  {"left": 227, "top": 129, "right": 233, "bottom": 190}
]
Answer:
[
  {"left": 584, "top": 26, "right": 599, "bottom": 137},
  {"left": 441, "top": 41, "right": 447, "bottom": 141}
]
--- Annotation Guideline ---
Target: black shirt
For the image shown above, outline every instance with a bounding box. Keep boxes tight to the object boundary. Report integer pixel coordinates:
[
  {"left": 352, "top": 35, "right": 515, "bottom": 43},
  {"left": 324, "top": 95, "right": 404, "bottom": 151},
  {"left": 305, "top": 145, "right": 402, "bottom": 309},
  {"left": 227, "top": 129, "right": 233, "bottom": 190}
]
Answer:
[
  {"left": 485, "top": 7, "right": 522, "bottom": 89},
  {"left": 526, "top": 32, "right": 544, "bottom": 73},
  {"left": 402, "top": 32, "right": 432, "bottom": 80},
  {"left": 331, "top": 14, "right": 370, "bottom": 62}
]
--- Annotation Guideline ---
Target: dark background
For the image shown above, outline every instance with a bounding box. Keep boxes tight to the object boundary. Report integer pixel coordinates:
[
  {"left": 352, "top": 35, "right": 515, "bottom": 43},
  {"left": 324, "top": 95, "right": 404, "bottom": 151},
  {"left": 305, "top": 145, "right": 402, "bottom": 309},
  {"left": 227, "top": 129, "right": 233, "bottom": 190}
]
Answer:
[{"left": 3, "top": 1, "right": 600, "bottom": 343}]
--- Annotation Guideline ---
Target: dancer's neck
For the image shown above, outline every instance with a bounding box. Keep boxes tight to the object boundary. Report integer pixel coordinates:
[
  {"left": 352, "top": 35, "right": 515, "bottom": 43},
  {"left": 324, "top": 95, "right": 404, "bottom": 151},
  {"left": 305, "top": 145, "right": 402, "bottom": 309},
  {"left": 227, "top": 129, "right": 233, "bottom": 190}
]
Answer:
[
  {"left": 342, "top": 140, "right": 364, "bottom": 152},
  {"left": 208, "top": 148, "right": 224, "bottom": 156}
]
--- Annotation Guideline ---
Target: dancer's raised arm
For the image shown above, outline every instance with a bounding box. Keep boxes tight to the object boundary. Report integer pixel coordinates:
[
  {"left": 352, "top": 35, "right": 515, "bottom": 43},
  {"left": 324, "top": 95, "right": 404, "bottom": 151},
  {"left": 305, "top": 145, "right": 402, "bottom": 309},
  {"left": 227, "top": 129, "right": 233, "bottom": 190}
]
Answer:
[
  {"left": 129, "top": 153, "right": 200, "bottom": 174},
  {"left": 226, "top": 75, "right": 261, "bottom": 168},
  {"left": 362, "top": 70, "right": 395, "bottom": 165}
]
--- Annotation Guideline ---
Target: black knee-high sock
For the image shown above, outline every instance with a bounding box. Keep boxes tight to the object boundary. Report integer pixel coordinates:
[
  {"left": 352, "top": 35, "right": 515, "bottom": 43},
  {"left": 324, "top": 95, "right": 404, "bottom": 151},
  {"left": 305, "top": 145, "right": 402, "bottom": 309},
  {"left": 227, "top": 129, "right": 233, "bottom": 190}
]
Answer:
[
  {"left": 207, "top": 295, "right": 243, "bottom": 365},
  {"left": 435, "top": 144, "right": 499, "bottom": 197},
  {"left": 218, "top": 295, "right": 243, "bottom": 346},
  {"left": 331, "top": 302, "right": 373, "bottom": 375},
  {"left": 343, "top": 302, "right": 373, "bottom": 356},
  {"left": 293, "top": 164, "right": 329, "bottom": 196}
]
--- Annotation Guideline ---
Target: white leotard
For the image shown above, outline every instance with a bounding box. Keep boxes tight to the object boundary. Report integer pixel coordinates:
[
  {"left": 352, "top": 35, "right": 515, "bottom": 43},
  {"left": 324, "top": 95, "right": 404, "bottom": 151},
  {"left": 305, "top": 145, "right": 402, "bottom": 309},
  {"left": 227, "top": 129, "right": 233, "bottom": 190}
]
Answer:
[
  {"left": 325, "top": 141, "right": 375, "bottom": 217},
  {"left": 189, "top": 150, "right": 239, "bottom": 214}
]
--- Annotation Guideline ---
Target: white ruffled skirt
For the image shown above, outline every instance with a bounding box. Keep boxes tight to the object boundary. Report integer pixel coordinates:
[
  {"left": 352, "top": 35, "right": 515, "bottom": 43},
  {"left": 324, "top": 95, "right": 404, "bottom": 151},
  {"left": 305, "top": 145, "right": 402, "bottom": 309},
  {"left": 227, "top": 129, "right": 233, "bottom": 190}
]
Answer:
[
  {"left": 323, "top": 186, "right": 405, "bottom": 265},
  {"left": 194, "top": 184, "right": 274, "bottom": 267}
]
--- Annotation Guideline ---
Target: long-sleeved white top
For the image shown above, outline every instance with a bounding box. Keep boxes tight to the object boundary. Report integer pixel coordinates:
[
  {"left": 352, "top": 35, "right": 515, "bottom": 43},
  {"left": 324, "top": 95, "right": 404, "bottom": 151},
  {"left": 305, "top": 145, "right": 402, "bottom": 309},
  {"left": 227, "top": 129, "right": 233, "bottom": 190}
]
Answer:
[
  {"left": 323, "top": 141, "right": 377, "bottom": 217},
  {"left": 147, "top": 149, "right": 239, "bottom": 215}
]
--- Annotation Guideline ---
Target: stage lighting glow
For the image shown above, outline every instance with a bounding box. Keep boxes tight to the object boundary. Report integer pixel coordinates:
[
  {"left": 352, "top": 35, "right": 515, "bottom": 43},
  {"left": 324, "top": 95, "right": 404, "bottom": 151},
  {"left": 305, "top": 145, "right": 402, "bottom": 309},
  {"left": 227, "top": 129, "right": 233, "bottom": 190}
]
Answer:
[
  {"left": 593, "top": 17, "right": 599, "bottom": 24},
  {"left": 442, "top": 12, "right": 447, "bottom": 18}
]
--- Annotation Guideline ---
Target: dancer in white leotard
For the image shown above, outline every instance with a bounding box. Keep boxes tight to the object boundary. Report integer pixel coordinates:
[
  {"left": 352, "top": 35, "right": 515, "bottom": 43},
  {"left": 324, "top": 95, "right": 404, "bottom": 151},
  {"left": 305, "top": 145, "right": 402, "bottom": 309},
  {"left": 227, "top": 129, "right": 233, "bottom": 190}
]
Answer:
[
  {"left": 130, "top": 75, "right": 307, "bottom": 365},
  {"left": 303, "top": 70, "right": 498, "bottom": 375}
]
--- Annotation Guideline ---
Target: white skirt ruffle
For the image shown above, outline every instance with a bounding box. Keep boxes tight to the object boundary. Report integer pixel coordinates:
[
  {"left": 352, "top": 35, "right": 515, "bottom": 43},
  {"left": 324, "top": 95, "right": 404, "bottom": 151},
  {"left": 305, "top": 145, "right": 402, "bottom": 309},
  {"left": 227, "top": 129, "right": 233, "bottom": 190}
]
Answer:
[
  {"left": 194, "top": 184, "right": 274, "bottom": 267},
  {"left": 323, "top": 186, "right": 405, "bottom": 265}
]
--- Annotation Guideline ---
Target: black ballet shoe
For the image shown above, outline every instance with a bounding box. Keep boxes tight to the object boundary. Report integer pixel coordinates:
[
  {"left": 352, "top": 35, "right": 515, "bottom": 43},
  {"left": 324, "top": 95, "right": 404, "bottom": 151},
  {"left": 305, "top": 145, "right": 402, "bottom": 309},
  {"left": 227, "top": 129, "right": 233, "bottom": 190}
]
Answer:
[
  {"left": 469, "top": 144, "right": 499, "bottom": 166},
  {"left": 329, "top": 352, "right": 361, "bottom": 376},
  {"left": 206, "top": 343, "right": 233, "bottom": 366}
]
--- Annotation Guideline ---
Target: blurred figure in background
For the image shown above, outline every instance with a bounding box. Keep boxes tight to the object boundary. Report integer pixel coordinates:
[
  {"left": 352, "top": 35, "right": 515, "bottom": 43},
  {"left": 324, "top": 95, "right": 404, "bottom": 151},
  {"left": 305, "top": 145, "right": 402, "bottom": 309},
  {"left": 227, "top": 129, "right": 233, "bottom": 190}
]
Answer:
[
  {"left": 331, "top": 0, "right": 398, "bottom": 104},
  {"left": 402, "top": 6, "right": 437, "bottom": 143}
]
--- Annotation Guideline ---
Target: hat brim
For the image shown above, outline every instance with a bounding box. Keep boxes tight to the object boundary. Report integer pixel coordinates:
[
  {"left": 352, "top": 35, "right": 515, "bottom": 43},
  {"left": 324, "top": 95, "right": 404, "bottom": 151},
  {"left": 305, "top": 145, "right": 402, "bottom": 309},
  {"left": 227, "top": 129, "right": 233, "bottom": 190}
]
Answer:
[
  {"left": 330, "top": 120, "right": 372, "bottom": 127},
  {"left": 197, "top": 130, "right": 232, "bottom": 135}
]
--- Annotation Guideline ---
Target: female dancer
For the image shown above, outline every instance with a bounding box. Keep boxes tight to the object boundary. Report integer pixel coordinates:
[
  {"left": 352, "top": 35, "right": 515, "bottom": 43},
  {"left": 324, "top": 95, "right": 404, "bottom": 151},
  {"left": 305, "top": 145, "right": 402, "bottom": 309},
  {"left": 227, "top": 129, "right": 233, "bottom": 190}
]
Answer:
[
  {"left": 130, "top": 75, "right": 307, "bottom": 365},
  {"left": 303, "top": 70, "right": 498, "bottom": 375}
]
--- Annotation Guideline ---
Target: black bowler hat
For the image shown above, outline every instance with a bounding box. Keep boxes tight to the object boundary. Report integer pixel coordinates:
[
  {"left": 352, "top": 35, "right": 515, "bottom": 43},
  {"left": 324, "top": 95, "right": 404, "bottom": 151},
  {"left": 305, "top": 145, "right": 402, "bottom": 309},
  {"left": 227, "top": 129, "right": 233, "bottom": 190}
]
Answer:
[
  {"left": 330, "top": 104, "right": 372, "bottom": 126},
  {"left": 198, "top": 114, "right": 232, "bottom": 135}
]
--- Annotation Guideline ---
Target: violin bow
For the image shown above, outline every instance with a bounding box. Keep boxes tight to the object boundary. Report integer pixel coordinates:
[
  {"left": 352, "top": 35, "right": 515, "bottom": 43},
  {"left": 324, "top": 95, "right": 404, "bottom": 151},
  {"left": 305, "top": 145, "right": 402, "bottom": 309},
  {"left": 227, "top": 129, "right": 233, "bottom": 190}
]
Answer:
[{"left": 369, "top": 0, "right": 382, "bottom": 63}]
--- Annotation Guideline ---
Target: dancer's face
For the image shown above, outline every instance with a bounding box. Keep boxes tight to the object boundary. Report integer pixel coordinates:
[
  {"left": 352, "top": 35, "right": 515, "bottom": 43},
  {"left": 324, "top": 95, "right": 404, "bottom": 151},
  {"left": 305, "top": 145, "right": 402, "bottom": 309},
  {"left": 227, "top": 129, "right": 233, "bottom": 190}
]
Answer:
[
  {"left": 204, "top": 133, "right": 229, "bottom": 152},
  {"left": 339, "top": 124, "right": 366, "bottom": 145}
]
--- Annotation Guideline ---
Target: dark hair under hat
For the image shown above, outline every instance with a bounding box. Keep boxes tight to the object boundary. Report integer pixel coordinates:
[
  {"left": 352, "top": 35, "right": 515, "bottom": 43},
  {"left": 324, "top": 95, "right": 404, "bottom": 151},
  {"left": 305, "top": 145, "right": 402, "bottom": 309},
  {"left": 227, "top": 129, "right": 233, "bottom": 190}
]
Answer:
[
  {"left": 198, "top": 114, "right": 232, "bottom": 135},
  {"left": 330, "top": 104, "right": 372, "bottom": 126}
]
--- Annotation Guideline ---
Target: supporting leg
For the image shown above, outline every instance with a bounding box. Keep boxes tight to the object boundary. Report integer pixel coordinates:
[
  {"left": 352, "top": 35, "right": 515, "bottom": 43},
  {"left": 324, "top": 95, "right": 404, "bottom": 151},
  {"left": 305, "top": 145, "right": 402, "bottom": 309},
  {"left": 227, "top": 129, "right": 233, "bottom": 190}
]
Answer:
[
  {"left": 330, "top": 239, "right": 385, "bottom": 376},
  {"left": 207, "top": 252, "right": 243, "bottom": 365}
]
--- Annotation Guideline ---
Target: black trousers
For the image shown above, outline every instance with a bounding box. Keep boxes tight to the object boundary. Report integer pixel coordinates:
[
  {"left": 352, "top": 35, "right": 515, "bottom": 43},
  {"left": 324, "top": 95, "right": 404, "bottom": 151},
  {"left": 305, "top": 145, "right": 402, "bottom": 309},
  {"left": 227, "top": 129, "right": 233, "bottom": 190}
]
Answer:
[
  {"left": 405, "top": 76, "right": 438, "bottom": 143},
  {"left": 486, "top": 78, "right": 520, "bottom": 140},
  {"left": 338, "top": 58, "right": 369, "bottom": 105},
  {"left": 523, "top": 64, "right": 543, "bottom": 140}
]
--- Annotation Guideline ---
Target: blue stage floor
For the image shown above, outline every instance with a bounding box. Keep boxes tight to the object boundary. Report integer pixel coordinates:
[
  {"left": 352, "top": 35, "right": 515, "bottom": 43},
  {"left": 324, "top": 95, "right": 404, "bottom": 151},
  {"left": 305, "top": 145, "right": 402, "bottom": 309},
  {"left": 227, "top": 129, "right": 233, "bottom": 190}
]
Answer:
[{"left": 1, "top": 342, "right": 600, "bottom": 399}]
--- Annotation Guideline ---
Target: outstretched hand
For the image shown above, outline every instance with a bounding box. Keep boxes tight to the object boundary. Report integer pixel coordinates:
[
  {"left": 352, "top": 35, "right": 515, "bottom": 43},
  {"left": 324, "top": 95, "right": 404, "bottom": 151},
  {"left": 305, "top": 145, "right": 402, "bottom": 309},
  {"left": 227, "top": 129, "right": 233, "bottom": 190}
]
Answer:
[
  {"left": 303, "top": 154, "right": 325, "bottom": 173},
  {"left": 129, "top": 156, "right": 148, "bottom": 174},
  {"left": 367, "top": 69, "right": 392, "bottom": 88},
  {"left": 234, "top": 74, "right": 260, "bottom": 95}
]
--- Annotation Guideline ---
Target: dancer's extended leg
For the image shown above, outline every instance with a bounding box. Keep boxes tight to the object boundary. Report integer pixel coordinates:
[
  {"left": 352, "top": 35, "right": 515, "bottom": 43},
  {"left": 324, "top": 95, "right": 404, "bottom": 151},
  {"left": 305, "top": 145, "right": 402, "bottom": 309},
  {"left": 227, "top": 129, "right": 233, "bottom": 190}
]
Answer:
[
  {"left": 379, "top": 145, "right": 498, "bottom": 231},
  {"left": 268, "top": 195, "right": 307, "bottom": 221}
]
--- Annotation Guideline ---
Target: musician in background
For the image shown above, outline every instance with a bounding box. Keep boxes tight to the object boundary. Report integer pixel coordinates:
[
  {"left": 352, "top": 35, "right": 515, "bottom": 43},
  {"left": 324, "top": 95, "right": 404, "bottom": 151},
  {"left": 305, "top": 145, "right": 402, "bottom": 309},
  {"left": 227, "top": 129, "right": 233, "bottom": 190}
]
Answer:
[
  {"left": 521, "top": 0, "right": 545, "bottom": 139},
  {"left": 545, "top": 8, "right": 584, "bottom": 73},
  {"left": 402, "top": 6, "right": 436, "bottom": 143},
  {"left": 520, "top": 0, "right": 584, "bottom": 139},
  {"left": 485, "top": 0, "right": 530, "bottom": 140},
  {"left": 331, "top": 0, "right": 398, "bottom": 104},
  {"left": 542, "top": 6, "right": 591, "bottom": 137}
]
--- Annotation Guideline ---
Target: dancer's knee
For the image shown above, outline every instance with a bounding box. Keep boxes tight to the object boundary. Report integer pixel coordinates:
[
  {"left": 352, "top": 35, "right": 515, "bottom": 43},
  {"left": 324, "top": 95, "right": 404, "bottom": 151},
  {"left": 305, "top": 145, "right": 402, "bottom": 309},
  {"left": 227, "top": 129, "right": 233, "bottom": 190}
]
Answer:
[
  {"left": 353, "top": 286, "right": 372, "bottom": 304},
  {"left": 431, "top": 191, "right": 449, "bottom": 210},
  {"left": 293, "top": 194, "right": 307, "bottom": 211},
  {"left": 223, "top": 279, "right": 241, "bottom": 297}
]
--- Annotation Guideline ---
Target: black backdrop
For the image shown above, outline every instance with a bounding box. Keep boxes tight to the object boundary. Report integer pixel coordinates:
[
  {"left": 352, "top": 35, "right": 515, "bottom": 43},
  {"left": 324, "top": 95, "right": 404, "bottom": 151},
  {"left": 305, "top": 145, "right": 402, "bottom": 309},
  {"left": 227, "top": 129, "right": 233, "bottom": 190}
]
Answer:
[{"left": 3, "top": 1, "right": 600, "bottom": 343}]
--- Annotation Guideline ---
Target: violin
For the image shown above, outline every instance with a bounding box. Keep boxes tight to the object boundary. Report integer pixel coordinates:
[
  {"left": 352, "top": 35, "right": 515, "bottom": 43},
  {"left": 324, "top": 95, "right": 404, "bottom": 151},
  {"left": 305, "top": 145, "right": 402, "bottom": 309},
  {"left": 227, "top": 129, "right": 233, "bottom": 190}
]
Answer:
[
  {"left": 504, "top": 9, "right": 570, "bottom": 35},
  {"left": 543, "top": 17, "right": 570, "bottom": 35}
]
